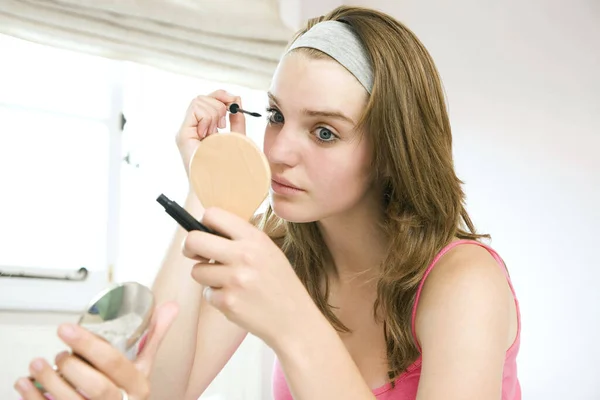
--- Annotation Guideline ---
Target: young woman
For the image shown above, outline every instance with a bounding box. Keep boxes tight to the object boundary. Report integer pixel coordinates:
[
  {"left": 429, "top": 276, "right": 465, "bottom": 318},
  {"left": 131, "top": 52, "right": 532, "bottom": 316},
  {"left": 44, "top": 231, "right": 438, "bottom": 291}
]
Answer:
[{"left": 15, "top": 6, "right": 521, "bottom": 400}]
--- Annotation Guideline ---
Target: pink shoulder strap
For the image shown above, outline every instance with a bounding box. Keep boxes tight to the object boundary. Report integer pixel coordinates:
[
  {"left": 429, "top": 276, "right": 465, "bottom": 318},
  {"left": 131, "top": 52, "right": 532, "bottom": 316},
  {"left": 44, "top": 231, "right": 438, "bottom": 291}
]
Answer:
[{"left": 410, "top": 239, "right": 519, "bottom": 352}]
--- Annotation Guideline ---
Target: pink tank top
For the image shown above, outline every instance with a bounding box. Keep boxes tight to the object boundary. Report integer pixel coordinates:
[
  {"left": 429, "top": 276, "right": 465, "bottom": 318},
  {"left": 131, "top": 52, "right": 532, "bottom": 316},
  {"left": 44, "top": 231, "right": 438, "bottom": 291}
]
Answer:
[{"left": 272, "top": 239, "right": 522, "bottom": 400}]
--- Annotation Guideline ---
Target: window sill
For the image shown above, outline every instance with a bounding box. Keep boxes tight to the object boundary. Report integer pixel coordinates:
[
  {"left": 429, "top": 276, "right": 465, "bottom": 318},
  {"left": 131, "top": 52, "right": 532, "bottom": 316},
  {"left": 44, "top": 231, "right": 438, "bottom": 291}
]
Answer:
[{"left": 0, "top": 270, "right": 109, "bottom": 313}]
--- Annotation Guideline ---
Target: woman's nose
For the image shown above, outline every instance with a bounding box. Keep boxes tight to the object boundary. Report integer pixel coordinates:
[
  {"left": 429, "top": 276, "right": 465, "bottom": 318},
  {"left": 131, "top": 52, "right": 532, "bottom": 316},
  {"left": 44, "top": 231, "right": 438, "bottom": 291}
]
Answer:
[{"left": 265, "top": 127, "right": 301, "bottom": 167}]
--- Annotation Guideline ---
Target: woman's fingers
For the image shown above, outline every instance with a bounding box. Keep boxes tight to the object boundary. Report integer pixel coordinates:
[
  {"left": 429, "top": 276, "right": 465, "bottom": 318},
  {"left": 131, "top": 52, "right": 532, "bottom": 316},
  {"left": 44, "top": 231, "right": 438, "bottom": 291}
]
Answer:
[
  {"left": 194, "top": 102, "right": 215, "bottom": 140},
  {"left": 193, "top": 96, "right": 228, "bottom": 139},
  {"left": 182, "top": 230, "right": 237, "bottom": 264},
  {"left": 26, "top": 358, "right": 84, "bottom": 400},
  {"left": 203, "top": 96, "right": 228, "bottom": 133},
  {"left": 176, "top": 90, "right": 246, "bottom": 176},
  {"left": 16, "top": 303, "right": 179, "bottom": 400},
  {"left": 190, "top": 255, "right": 210, "bottom": 263},
  {"left": 55, "top": 351, "right": 122, "bottom": 400},
  {"left": 209, "top": 90, "right": 246, "bottom": 135},
  {"left": 57, "top": 324, "right": 149, "bottom": 398},
  {"left": 15, "top": 376, "right": 53, "bottom": 400},
  {"left": 202, "top": 206, "right": 258, "bottom": 241},
  {"left": 181, "top": 246, "right": 210, "bottom": 263},
  {"left": 191, "top": 264, "right": 234, "bottom": 288}
]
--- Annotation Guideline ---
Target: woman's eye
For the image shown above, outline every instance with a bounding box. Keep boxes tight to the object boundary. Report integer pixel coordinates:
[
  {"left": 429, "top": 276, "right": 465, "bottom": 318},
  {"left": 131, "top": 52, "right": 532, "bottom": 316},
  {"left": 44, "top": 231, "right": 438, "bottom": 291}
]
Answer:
[
  {"left": 315, "top": 127, "right": 337, "bottom": 142},
  {"left": 266, "top": 108, "right": 284, "bottom": 124}
]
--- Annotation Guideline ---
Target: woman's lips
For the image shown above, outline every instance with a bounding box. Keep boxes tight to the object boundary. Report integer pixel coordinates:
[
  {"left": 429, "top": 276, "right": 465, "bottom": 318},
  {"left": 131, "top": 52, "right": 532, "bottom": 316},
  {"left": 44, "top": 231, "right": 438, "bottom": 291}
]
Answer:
[{"left": 271, "top": 178, "right": 304, "bottom": 195}]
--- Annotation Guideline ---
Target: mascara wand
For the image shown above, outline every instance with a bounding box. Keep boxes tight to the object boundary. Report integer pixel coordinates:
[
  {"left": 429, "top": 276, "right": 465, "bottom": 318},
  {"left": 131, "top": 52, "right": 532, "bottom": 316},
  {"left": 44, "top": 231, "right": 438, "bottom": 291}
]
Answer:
[{"left": 228, "top": 103, "right": 262, "bottom": 118}]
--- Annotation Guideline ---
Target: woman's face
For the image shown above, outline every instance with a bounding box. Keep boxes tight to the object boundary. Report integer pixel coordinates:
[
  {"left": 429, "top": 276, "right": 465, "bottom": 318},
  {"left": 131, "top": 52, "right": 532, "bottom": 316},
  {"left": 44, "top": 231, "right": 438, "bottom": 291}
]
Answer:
[{"left": 263, "top": 51, "right": 374, "bottom": 223}]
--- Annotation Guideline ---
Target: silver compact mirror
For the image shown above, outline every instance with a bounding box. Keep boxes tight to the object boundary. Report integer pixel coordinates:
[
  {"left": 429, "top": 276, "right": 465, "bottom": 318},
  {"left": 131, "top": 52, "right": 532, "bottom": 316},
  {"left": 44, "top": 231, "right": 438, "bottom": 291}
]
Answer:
[
  {"left": 78, "top": 281, "right": 155, "bottom": 360},
  {"left": 31, "top": 282, "right": 155, "bottom": 392}
]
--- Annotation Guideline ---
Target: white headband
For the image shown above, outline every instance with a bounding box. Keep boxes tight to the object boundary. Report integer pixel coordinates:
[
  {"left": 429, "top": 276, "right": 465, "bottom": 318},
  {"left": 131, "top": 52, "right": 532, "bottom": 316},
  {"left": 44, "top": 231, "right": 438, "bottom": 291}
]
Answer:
[{"left": 286, "top": 20, "right": 374, "bottom": 94}]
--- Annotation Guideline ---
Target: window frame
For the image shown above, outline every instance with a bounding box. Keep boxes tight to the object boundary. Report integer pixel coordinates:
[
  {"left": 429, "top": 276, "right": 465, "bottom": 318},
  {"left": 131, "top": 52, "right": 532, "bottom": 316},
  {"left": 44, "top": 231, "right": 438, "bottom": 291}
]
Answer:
[{"left": 0, "top": 61, "right": 125, "bottom": 313}]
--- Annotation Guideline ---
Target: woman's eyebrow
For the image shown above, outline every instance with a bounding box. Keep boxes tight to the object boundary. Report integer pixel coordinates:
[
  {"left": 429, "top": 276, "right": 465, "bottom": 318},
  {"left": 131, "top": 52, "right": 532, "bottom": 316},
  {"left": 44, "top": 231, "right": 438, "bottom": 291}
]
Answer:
[
  {"left": 267, "top": 92, "right": 356, "bottom": 125},
  {"left": 267, "top": 91, "right": 280, "bottom": 106},
  {"left": 301, "top": 109, "right": 355, "bottom": 125}
]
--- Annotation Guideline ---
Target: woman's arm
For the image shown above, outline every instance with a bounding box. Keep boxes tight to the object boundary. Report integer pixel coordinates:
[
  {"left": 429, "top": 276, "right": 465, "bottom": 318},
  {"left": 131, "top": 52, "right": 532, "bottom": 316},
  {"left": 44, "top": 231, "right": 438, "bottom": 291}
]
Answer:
[
  {"left": 414, "top": 245, "right": 514, "bottom": 400},
  {"left": 149, "top": 192, "right": 248, "bottom": 400},
  {"left": 271, "top": 303, "right": 377, "bottom": 400},
  {"left": 149, "top": 88, "right": 251, "bottom": 399}
]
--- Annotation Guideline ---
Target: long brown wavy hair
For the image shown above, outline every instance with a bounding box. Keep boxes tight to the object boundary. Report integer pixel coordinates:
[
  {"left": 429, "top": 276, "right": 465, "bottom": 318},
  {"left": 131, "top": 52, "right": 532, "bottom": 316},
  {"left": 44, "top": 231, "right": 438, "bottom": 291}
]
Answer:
[{"left": 259, "top": 5, "right": 489, "bottom": 382}]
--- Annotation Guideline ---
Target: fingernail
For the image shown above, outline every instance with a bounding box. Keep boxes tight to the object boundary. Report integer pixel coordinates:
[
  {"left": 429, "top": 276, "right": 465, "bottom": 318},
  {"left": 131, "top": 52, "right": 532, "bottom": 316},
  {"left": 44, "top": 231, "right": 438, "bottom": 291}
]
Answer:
[
  {"left": 55, "top": 351, "right": 68, "bottom": 363},
  {"left": 220, "top": 116, "right": 226, "bottom": 128},
  {"left": 58, "top": 323, "right": 78, "bottom": 340},
  {"left": 31, "top": 359, "right": 44, "bottom": 372},
  {"left": 15, "top": 378, "right": 32, "bottom": 392}
]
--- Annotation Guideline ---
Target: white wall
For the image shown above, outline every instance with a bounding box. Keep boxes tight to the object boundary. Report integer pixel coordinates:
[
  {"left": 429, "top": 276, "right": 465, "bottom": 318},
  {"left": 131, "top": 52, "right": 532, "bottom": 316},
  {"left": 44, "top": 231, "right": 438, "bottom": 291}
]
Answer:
[
  {"left": 278, "top": 0, "right": 344, "bottom": 30},
  {"left": 344, "top": 0, "right": 600, "bottom": 398}
]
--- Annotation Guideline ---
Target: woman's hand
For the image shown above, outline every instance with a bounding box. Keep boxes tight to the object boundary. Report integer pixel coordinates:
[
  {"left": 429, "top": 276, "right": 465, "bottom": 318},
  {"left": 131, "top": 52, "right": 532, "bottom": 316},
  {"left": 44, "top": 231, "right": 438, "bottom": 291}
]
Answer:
[
  {"left": 182, "top": 207, "right": 317, "bottom": 350},
  {"left": 176, "top": 90, "right": 246, "bottom": 176},
  {"left": 14, "top": 302, "right": 179, "bottom": 400}
]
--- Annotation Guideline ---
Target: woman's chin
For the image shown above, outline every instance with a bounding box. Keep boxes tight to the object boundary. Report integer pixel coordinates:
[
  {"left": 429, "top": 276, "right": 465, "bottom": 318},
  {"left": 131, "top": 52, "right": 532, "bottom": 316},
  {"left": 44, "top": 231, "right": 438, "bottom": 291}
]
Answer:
[{"left": 269, "top": 198, "right": 317, "bottom": 223}]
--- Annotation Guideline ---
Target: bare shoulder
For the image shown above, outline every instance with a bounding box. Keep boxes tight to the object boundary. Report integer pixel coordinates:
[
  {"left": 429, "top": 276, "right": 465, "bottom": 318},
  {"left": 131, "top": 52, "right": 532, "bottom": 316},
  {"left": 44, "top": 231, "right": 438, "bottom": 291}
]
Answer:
[
  {"left": 415, "top": 241, "right": 516, "bottom": 350},
  {"left": 420, "top": 241, "right": 509, "bottom": 298},
  {"left": 413, "top": 241, "right": 518, "bottom": 398}
]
